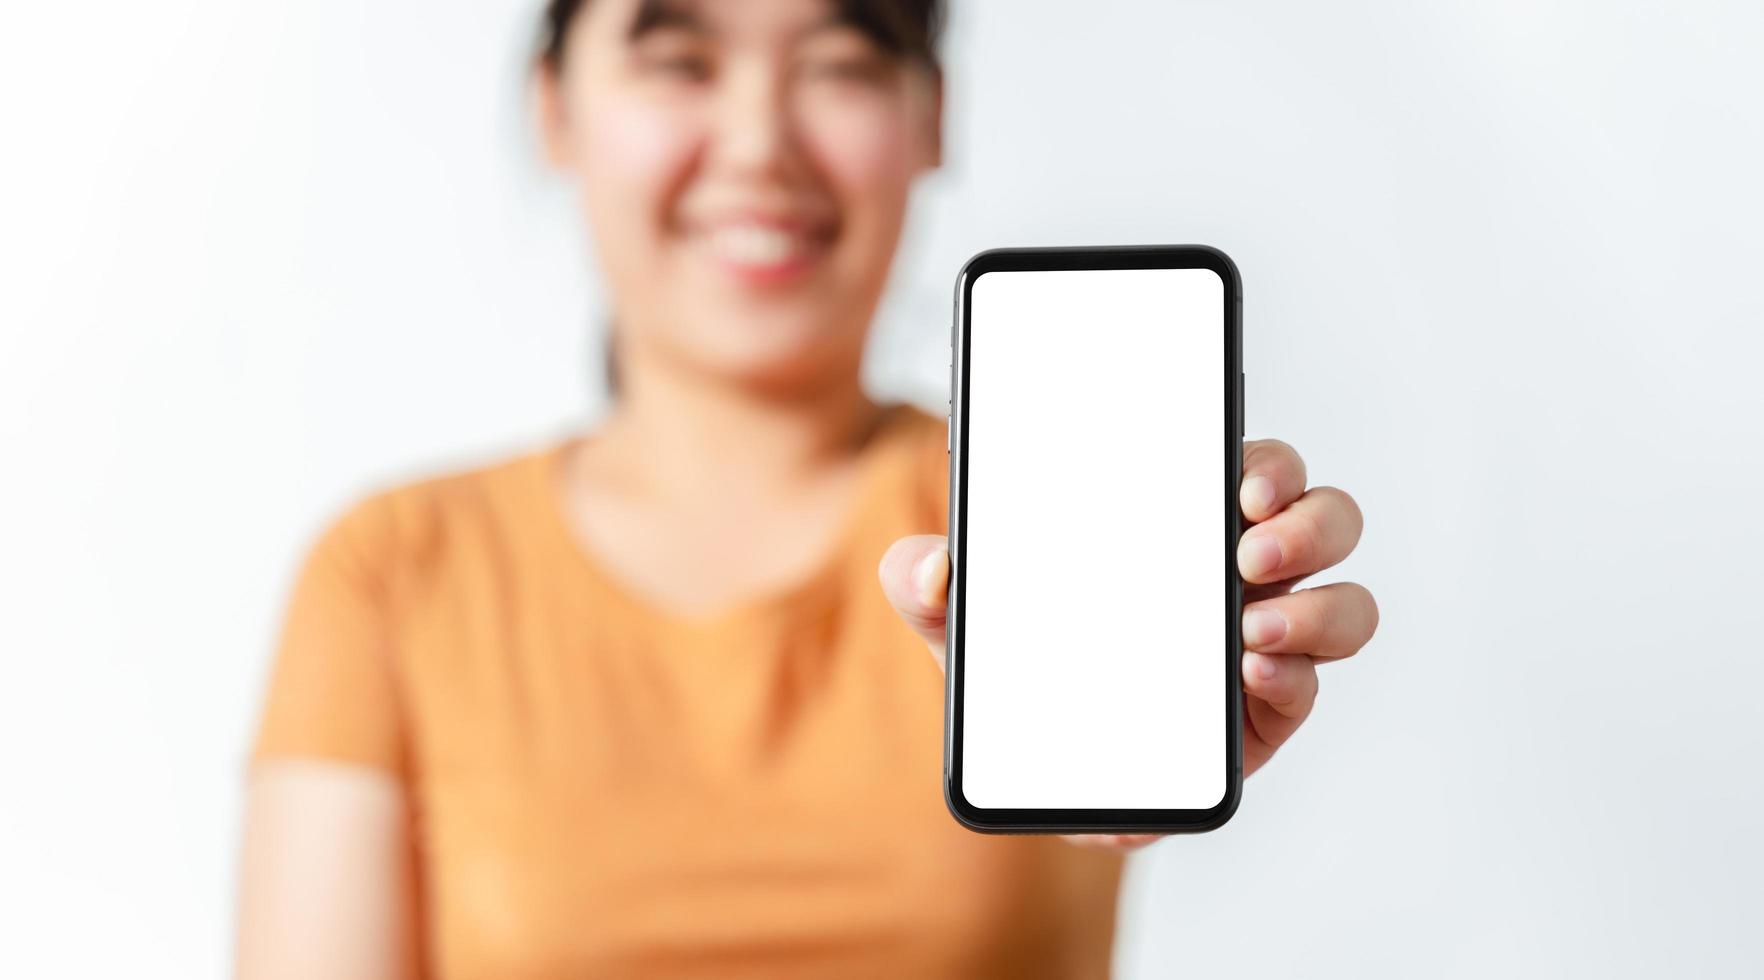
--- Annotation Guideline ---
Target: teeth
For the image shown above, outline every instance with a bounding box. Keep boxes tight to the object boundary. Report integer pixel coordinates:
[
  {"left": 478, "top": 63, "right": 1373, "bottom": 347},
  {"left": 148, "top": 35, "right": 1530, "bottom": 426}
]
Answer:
[{"left": 703, "top": 224, "right": 807, "bottom": 267}]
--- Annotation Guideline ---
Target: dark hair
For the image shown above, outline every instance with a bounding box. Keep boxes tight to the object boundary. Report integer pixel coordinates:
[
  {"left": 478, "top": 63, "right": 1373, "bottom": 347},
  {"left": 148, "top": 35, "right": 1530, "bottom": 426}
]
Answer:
[
  {"left": 539, "top": 0, "right": 945, "bottom": 398},
  {"left": 538, "top": 0, "right": 945, "bottom": 77}
]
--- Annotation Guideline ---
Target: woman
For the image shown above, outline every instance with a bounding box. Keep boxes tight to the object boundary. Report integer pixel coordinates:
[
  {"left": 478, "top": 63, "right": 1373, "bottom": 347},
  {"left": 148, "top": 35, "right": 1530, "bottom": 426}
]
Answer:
[{"left": 235, "top": 0, "right": 1378, "bottom": 976}]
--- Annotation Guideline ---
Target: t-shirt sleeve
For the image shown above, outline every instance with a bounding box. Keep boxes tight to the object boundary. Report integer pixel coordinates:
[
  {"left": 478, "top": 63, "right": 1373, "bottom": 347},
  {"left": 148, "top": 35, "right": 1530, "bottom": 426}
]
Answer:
[
  {"left": 920, "top": 408, "right": 952, "bottom": 527},
  {"left": 249, "top": 492, "right": 407, "bottom": 776}
]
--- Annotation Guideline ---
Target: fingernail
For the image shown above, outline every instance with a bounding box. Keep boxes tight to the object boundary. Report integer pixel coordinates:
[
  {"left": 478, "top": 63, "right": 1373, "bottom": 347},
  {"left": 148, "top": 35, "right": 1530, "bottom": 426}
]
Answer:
[
  {"left": 1246, "top": 651, "right": 1278, "bottom": 680},
  {"left": 1243, "top": 607, "right": 1287, "bottom": 648},
  {"left": 1241, "top": 475, "right": 1276, "bottom": 516},
  {"left": 914, "top": 547, "right": 949, "bottom": 608},
  {"left": 1239, "top": 534, "right": 1282, "bottom": 579}
]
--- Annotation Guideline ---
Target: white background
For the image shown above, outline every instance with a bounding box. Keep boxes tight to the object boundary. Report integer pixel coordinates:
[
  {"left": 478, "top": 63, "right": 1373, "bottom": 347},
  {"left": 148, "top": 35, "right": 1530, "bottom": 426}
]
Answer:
[
  {"left": 2, "top": 0, "right": 1762, "bottom": 976},
  {"left": 962, "top": 268, "right": 1225, "bottom": 811}
]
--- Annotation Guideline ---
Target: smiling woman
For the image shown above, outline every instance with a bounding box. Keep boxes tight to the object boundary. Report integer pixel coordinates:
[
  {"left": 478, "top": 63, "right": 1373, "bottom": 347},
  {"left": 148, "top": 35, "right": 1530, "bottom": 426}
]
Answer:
[
  {"left": 236, "top": 0, "right": 1111, "bottom": 975},
  {"left": 232, "top": 0, "right": 1374, "bottom": 977}
]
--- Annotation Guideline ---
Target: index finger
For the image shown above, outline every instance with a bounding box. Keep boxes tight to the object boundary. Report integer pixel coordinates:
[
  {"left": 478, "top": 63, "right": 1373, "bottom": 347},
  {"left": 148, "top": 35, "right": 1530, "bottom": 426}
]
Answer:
[{"left": 1241, "top": 439, "right": 1307, "bottom": 523}]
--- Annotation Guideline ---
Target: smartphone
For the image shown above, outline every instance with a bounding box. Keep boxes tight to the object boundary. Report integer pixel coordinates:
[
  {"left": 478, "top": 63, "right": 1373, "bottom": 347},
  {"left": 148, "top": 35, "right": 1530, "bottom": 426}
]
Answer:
[{"left": 943, "top": 245, "right": 1244, "bottom": 834}]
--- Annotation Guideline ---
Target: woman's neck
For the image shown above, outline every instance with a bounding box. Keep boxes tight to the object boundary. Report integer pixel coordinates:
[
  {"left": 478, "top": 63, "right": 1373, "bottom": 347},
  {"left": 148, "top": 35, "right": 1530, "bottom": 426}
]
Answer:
[{"left": 589, "top": 338, "right": 887, "bottom": 500}]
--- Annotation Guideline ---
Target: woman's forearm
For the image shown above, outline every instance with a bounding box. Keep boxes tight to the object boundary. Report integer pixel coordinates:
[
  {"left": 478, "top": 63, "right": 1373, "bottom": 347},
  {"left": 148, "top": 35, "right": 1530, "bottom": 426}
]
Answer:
[{"left": 234, "top": 760, "right": 419, "bottom": 980}]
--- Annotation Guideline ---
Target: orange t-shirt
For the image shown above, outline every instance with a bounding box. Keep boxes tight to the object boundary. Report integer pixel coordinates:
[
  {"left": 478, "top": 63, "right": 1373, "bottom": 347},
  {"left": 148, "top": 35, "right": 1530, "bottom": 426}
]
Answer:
[{"left": 251, "top": 403, "right": 1123, "bottom": 979}]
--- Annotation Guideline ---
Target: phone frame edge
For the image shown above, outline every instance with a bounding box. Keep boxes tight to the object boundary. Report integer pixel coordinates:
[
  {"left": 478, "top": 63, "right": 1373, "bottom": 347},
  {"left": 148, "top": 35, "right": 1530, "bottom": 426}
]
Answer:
[{"left": 941, "top": 243, "right": 1245, "bottom": 835}]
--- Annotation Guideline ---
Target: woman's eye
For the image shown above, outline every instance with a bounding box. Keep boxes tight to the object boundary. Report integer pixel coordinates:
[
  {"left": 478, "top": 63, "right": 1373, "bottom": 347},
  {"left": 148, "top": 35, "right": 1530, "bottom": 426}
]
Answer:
[
  {"left": 643, "top": 55, "right": 711, "bottom": 81},
  {"left": 801, "top": 55, "right": 892, "bottom": 86},
  {"left": 659, "top": 56, "right": 711, "bottom": 80},
  {"left": 633, "top": 40, "right": 713, "bottom": 82}
]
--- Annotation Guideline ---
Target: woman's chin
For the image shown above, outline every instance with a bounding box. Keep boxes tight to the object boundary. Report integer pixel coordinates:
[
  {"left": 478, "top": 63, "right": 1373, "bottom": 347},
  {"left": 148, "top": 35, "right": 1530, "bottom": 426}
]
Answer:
[{"left": 685, "top": 334, "right": 859, "bottom": 393}]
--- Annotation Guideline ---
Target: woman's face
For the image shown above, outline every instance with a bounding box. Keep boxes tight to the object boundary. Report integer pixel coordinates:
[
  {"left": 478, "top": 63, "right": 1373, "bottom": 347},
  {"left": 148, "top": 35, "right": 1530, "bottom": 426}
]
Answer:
[{"left": 540, "top": 0, "right": 942, "bottom": 392}]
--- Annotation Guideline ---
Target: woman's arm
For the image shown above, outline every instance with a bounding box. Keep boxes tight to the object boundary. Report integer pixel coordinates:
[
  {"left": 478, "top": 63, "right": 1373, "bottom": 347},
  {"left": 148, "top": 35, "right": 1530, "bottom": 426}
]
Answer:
[{"left": 234, "top": 760, "right": 421, "bottom": 980}]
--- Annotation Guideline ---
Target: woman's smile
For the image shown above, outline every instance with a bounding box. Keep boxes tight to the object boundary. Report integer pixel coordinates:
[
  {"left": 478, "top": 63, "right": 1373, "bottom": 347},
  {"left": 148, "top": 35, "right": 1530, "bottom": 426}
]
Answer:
[{"left": 683, "top": 210, "right": 838, "bottom": 288}]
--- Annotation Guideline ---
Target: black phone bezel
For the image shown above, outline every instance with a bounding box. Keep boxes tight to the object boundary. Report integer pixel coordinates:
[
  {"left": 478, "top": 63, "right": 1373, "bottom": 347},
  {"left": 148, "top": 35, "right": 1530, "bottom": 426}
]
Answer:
[{"left": 943, "top": 244, "right": 1245, "bottom": 834}]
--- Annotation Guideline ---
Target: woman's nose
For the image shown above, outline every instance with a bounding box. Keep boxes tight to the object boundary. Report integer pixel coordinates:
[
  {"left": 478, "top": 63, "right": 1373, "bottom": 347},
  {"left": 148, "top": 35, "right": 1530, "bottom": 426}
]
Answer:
[{"left": 708, "top": 64, "right": 803, "bottom": 180}]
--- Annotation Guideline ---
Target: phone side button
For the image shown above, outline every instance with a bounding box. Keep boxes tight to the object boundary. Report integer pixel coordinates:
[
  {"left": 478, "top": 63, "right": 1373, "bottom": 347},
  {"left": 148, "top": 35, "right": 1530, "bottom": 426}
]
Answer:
[
  {"left": 1240, "top": 372, "right": 1246, "bottom": 437},
  {"left": 946, "top": 416, "right": 951, "bottom": 454}
]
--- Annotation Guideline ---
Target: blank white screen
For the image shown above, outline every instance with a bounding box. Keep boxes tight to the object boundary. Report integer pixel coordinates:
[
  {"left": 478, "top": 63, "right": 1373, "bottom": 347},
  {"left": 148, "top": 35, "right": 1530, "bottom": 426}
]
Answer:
[{"left": 960, "top": 267, "right": 1226, "bottom": 810}]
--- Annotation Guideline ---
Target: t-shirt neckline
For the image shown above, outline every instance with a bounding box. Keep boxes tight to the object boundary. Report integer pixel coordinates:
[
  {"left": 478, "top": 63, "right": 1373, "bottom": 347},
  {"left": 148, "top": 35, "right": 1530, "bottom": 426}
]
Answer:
[{"left": 525, "top": 403, "right": 918, "bottom": 638}]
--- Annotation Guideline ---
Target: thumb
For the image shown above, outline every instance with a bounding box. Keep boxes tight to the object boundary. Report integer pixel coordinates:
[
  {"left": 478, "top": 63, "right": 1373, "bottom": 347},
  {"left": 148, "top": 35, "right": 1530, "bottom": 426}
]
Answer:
[{"left": 878, "top": 534, "right": 950, "bottom": 673}]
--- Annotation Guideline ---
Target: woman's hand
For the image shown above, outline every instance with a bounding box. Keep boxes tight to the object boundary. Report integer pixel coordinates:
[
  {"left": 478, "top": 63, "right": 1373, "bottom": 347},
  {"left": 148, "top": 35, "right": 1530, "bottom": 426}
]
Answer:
[{"left": 879, "top": 438, "right": 1377, "bottom": 852}]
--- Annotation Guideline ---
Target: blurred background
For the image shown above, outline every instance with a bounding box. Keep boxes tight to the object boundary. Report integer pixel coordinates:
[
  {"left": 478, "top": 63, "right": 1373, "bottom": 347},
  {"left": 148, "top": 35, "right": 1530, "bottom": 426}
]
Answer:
[{"left": 3, "top": 0, "right": 1762, "bottom": 976}]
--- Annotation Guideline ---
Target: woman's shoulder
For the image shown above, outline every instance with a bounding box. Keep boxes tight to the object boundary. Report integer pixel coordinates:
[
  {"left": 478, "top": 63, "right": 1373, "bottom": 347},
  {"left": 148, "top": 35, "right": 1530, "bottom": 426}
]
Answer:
[
  {"left": 880, "top": 399, "right": 947, "bottom": 454},
  {"left": 258, "top": 441, "right": 562, "bottom": 775},
  {"left": 871, "top": 400, "right": 950, "bottom": 523},
  {"left": 298, "top": 437, "right": 564, "bottom": 581}
]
